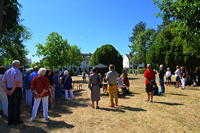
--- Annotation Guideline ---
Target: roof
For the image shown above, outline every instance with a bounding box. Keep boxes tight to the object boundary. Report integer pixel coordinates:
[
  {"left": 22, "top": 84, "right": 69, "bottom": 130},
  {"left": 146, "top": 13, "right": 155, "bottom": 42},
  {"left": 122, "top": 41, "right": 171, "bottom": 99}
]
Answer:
[{"left": 125, "top": 54, "right": 132, "bottom": 59}]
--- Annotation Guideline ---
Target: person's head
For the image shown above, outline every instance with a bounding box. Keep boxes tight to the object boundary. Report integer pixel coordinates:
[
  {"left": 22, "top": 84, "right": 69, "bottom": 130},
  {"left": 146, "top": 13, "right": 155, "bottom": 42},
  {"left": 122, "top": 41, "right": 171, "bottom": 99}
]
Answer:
[
  {"left": 176, "top": 66, "right": 179, "bottom": 69},
  {"left": 45, "top": 69, "right": 52, "bottom": 76},
  {"left": 26, "top": 69, "right": 32, "bottom": 74},
  {"left": 122, "top": 73, "right": 127, "bottom": 78},
  {"left": 159, "top": 65, "right": 164, "bottom": 70},
  {"left": 33, "top": 66, "right": 39, "bottom": 72},
  {"left": 92, "top": 67, "right": 97, "bottom": 74},
  {"left": 109, "top": 64, "right": 115, "bottom": 71},
  {"left": 0, "top": 66, "right": 6, "bottom": 74},
  {"left": 147, "top": 64, "right": 151, "bottom": 69},
  {"left": 64, "top": 70, "right": 69, "bottom": 76},
  {"left": 54, "top": 70, "right": 59, "bottom": 75},
  {"left": 118, "top": 74, "right": 121, "bottom": 77},
  {"left": 167, "top": 67, "right": 170, "bottom": 71},
  {"left": 38, "top": 68, "right": 46, "bottom": 76},
  {"left": 12, "top": 60, "right": 20, "bottom": 68},
  {"left": 181, "top": 66, "right": 185, "bottom": 71}
]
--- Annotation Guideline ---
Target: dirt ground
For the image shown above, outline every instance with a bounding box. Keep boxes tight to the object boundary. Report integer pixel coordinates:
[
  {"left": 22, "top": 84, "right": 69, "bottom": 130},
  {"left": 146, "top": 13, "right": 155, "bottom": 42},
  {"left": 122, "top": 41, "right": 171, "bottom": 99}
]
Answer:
[{"left": 0, "top": 74, "right": 200, "bottom": 133}]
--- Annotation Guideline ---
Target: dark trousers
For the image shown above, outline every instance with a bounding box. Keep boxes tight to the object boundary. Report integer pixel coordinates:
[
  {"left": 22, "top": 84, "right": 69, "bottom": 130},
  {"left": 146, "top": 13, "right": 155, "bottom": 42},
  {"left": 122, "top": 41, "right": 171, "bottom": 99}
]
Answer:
[{"left": 7, "top": 87, "right": 22, "bottom": 125}]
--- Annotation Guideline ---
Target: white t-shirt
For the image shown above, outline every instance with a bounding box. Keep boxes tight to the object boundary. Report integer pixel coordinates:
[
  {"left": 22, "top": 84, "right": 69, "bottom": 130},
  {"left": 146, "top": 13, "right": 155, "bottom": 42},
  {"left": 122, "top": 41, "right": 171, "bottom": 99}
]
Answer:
[
  {"left": 166, "top": 71, "right": 172, "bottom": 78},
  {"left": 175, "top": 69, "right": 180, "bottom": 77}
]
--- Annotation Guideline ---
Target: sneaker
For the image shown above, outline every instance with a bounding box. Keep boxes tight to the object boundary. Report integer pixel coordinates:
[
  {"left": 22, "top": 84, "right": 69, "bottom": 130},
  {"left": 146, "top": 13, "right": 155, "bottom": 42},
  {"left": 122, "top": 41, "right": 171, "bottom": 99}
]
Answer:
[{"left": 96, "top": 106, "right": 100, "bottom": 109}]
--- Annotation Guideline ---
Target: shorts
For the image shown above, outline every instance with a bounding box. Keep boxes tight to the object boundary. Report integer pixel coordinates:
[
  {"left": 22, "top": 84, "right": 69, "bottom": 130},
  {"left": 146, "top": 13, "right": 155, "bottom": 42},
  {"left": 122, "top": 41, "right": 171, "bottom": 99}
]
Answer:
[
  {"left": 176, "top": 76, "right": 180, "bottom": 82},
  {"left": 145, "top": 84, "right": 154, "bottom": 93}
]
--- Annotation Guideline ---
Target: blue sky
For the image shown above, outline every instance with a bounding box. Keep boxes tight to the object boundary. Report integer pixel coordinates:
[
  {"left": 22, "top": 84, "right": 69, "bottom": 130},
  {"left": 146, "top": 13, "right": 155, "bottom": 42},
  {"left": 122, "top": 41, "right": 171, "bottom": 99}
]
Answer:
[{"left": 19, "top": 0, "right": 162, "bottom": 62}]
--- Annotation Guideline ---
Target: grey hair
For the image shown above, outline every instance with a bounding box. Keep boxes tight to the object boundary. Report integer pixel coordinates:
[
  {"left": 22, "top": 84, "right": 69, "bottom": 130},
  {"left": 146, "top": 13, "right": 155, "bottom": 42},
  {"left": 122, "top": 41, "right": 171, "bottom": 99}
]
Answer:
[
  {"left": 38, "top": 68, "right": 46, "bottom": 76},
  {"left": 64, "top": 70, "right": 69, "bottom": 75},
  {"left": 12, "top": 60, "right": 20, "bottom": 66}
]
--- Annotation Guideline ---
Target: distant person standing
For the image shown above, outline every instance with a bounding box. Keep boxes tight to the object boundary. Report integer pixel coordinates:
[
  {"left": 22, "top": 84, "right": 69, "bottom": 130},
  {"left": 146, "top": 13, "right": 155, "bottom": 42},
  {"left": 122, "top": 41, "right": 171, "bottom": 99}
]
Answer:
[
  {"left": 53, "top": 71, "right": 62, "bottom": 99},
  {"left": 46, "top": 69, "right": 55, "bottom": 109},
  {"left": 2, "top": 60, "right": 23, "bottom": 125},
  {"left": 82, "top": 70, "right": 86, "bottom": 82},
  {"left": 0, "top": 66, "right": 8, "bottom": 117},
  {"left": 180, "top": 66, "right": 186, "bottom": 89},
  {"left": 25, "top": 69, "right": 32, "bottom": 107},
  {"left": 62, "top": 70, "right": 74, "bottom": 102},
  {"left": 144, "top": 64, "right": 155, "bottom": 102},
  {"left": 192, "top": 67, "right": 200, "bottom": 87},
  {"left": 165, "top": 68, "right": 172, "bottom": 86},
  {"left": 158, "top": 65, "right": 165, "bottom": 93},
  {"left": 29, "top": 66, "right": 39, "bottom": 107},
  {"left": 106, "top": 64, "right": 118, "bottom": 107},
  {"left": 175, "top": 66, "right": 181, "bottom": 88},
  {"left": 88, "top": 67, "right": 101, "bottom": 109}
]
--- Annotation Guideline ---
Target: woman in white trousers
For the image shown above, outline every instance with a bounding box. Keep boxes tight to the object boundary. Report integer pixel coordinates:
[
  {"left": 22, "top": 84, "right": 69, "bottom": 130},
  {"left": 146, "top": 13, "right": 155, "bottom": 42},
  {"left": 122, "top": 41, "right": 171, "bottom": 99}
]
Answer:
[
  {"left": 62, "top": 70, "right": 74, "bottom": 101},
  {"left": 31, "top": 68, "right": 50, "bottom": 121}
]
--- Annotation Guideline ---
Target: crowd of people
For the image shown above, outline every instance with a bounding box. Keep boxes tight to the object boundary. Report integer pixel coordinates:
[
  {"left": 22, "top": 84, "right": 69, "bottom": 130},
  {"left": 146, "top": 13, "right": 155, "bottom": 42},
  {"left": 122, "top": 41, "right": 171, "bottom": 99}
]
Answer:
[
  {"left": 0, "top": 59, "right": 199, "bottom": 126},
  {"left": 143, "top": 64, "right": 200, "bottom": 102},
  {"left": 0, "top": 60, "right": 76, "bottom": 125}
]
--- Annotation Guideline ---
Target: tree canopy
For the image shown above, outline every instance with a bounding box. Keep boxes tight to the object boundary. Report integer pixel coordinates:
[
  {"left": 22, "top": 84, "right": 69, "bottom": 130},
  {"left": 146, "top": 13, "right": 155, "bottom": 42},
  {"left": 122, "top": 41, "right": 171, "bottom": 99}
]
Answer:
[
  {"left": 0, "top": 0, "right": 31, "bottom": 66},
  {"left": 90, "top": 44, "right": 123, "bottom": 74},
  {"left": 129, "top": 1, "right": 200, "bottom": 70},
  {"left": 129, "top": 21, "right": 156, "bottom": 66},
  {"left": 36, "top": 32, "right": 83, "bottom": 69}
]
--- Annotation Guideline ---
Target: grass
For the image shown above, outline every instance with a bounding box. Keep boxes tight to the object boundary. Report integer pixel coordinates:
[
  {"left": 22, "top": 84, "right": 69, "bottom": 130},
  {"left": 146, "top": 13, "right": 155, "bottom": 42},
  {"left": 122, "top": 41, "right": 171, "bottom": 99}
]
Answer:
[{"left": 0, "top": 74, "right": 200, "bottom": 133}]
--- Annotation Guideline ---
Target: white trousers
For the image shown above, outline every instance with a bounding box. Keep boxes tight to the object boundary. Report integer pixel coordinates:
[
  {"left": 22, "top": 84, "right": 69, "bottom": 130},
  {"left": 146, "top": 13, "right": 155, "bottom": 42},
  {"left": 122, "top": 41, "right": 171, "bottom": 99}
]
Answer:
[
  {"left": 0, "top": 91, "right": 8, "bottom": 116},
  {"left": 181, "top": 78, "right": 186, "bottom": 89},
  {"left": 65, "top": 89, "right": 74, "bottom": 100},
  {"left": 26, "top": 89, "right": 33, "bottom": 107},
  {"left": 31, "top": 96, "right": 49, "bottom": 120}
]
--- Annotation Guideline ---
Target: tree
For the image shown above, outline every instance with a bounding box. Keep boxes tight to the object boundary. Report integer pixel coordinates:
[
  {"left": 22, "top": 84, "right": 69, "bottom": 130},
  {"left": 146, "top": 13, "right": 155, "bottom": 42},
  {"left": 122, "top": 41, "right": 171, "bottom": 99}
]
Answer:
[
  {"left": 36, "top": 32, "right": 83, "bottom": 69},
  {"left": 67, "top": 45, "right": 84, "bottom": 67},
  {"left": 146, "top": 23, "right": 200, "bottom": 70},
  {"left": 0, "top": 0, "right": 31, "bottom": 66},
  {"left": 90, "top": 44, "right": 123, "bottom": 74},
  {"left": 129, "top": 22, "right": 156, "bottom": 66},
  {"left": 129, "top": 21, "right": 146, "bottom": 44},
  {"left": 36, "top": 32, "right": 70, "bottom": 69},
  {"left": 153, "top": 0, "right": 200, "bottom": 57}
]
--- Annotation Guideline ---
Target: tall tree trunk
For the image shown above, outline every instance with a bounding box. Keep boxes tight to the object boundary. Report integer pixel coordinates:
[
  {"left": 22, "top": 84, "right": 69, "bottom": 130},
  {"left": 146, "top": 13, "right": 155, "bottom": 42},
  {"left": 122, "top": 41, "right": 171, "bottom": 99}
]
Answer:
[{"left": 0, "top": 0, "right": 4, "bottom": 32}]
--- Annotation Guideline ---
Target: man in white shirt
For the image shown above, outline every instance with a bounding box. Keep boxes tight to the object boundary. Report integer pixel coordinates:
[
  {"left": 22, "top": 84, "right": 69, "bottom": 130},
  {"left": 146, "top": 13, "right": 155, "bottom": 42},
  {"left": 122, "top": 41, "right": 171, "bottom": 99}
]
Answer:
[{"left": 174, "top": 66, "right": 181, "bottom": 88}]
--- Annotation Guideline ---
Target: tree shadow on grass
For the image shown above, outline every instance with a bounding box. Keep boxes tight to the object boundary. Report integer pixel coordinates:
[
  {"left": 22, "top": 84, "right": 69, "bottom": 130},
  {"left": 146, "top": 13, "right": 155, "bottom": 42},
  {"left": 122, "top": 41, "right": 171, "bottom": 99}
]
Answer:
[
  {"left": 35, "top": 119, "right": 74, "bottom": 129},
  {"left": 154, "top": 101, "right": 184, "bottom": 106},
  {"left": 0, "top": 119, "right": 48, "bottom": 133},
  {"left": 168, "top": 93, "right": 189, "bottom": 96},
  {"left": 120, "top": 106, "right": 147, "bottom": 112},
  {"left": 99, "top": 107, "right": 125, "bottom": 113},
  {"left": 73, "top": 89, "right": 85, "bottom": 97}
]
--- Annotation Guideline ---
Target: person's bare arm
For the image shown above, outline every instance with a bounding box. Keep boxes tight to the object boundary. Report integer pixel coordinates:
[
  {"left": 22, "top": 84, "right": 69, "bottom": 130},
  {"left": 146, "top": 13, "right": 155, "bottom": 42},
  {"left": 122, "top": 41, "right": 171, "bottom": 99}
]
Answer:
[{"left": 9, "top": 81, "right": 20, "bottom": 95}]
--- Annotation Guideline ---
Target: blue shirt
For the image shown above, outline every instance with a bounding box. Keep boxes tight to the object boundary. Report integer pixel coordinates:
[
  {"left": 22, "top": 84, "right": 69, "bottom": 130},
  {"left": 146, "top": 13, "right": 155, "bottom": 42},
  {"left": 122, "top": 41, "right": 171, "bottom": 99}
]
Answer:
[
  {"left": 29, "top": 71, "right": 38, "bottom": 83},
  {"left": 62, "top": 75, "right": 72, "bottom": 90},
  {"left": 2, "top": 67, "right": 23, "bottom": 89}
]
